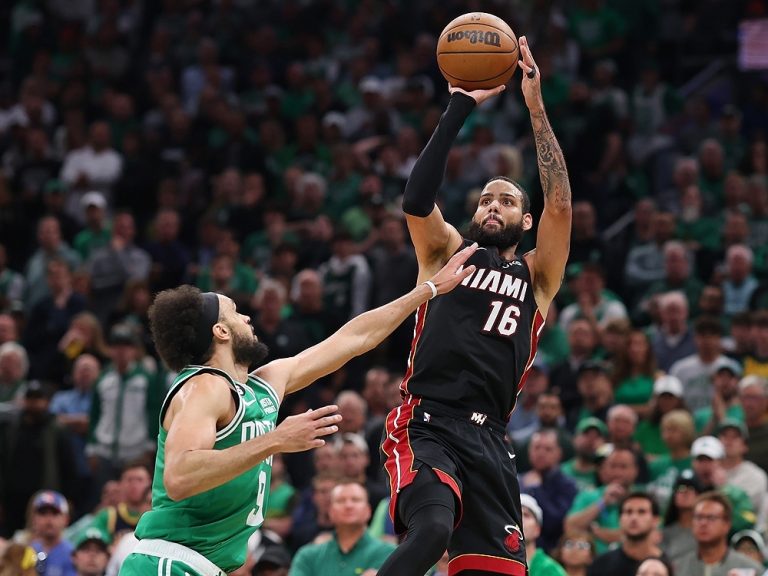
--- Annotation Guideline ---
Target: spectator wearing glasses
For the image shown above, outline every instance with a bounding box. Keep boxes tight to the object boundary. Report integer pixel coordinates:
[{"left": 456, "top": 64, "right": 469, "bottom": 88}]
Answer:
[
  {"left": 674, "top": 492, "right": 763, "bottom": 576},
  {"left": 553, "top": 531, "right": 595, "bottom": 576}
]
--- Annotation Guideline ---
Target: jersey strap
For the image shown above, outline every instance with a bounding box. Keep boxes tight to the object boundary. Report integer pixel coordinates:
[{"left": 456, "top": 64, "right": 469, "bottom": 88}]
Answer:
[{"left": 159, "top": 366, "right": 241, "bottom": 435}]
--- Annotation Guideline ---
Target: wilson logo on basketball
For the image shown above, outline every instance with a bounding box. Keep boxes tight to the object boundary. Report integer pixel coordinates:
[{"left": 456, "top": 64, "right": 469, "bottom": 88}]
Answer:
[{"left": 446, "top": 30, "right": 501, "bottom": 47}]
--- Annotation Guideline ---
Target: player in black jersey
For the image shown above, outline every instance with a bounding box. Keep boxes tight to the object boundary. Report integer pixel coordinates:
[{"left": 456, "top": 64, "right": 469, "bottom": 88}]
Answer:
[{"left": 378, "top": 37, "right": 572, "bottom": 576}]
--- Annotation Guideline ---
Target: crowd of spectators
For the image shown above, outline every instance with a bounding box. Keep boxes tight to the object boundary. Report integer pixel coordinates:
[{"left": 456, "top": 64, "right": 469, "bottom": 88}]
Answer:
[{"left": 1, "top": 0, "right": 768, "bottom": 574}]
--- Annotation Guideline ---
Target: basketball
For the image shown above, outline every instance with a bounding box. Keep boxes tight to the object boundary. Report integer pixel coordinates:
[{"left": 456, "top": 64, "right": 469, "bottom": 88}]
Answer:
[{"left": 436, "top": 12, "right": 519, "bottom": 91}]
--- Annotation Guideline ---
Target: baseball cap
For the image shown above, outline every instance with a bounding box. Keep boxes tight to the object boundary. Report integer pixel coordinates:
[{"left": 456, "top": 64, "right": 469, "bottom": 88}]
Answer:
[
  {"left": 576, "top": 417, "right": 608, "bottom": 437},
  {"left": 255, "top": 546, "right": 291, "bottom": 569},
  {"left": 81, "top": 191, "right": 107, "bottom": 211},
  {"left": 710, "top": 357, "right": 743, "bottom": 378},
  {"left": 674, "top": 468, "right": 703, "bottom": 492},
  {"left": 24, "top": 380, "right": 52, "bottom": 400},
  {"left": 32, "top": 491, "right": 69, "bottom": 515},
  {"left": 653, "top": 375, "right": 684, "bottom": 397},
  {"left": 731, "top": 529, "right": 767, "bottom": 560},
  {"left": 359, "top": 76, "right": 383, "bottom": 95},
  {"left": 74, "top": 527, "right": 110, "bottom": 551},
  {"left": 577, "top": 360, "right": 609, "bottom": 376},
  {"left": 716, "top": 418, "right": 749, "bottom": 439},
  {"left": 322, "top": 111, "right": 346, "bottom": 130},
  {"left": 691, "top": 436, "right": 724, "bottom": 460},
  {"left": 520, "top": 493, "right": 543, "bottom": 526},
  {"left": 108, "top": 324, "right": 140, "bottom": 347},
  {"left": 739, "top": 375, "right": 768, "bottom": 394}
]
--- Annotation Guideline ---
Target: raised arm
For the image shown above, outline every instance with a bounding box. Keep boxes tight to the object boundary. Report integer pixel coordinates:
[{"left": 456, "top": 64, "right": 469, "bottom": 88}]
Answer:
[
  {"left": 163, "top": 374, "right": 339, "bottom": 500},
  {"left": 403, "top": 88, "right": 502, "bottom": 278},
  {"left": 258, "top": 243, "right": 478, "bottom": 395},
  {"left": 518, "top": 36, "right": 572, "bottom": 314}
]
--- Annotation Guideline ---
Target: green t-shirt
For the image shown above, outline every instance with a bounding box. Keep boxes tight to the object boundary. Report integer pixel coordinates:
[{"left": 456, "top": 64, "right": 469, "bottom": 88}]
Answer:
[
  {"left": 560, "top": 459, "right": 597, "bottom": 492},
  {"left": 634, "top": 420, "right": 667, "bottom": 456},
  {"left": 195, "top": 262, "right": 258, "bottom": 296},
  {"left": 567, "top": 485, "right": 643, "bottom": 554},
  {"left": 132, "top": 367, "right": 281, "bottom": 573},
  {"left": 528, "top": 548, "right": 567, "bottom": 576},
  {"left": 693, "top": 405, "right": 745, "bottom": 434},
  {"left": 537, "top": 325, "right": 570, "bottom": 367},
  {"left": 614, "top": 375, "right": 654, "bottom": 406},
  {"left": 74, "top": 227, "right": 111, "bottom": 260},
  {"left": 289, "top": 532, "right": 396, "bottom": 576}
]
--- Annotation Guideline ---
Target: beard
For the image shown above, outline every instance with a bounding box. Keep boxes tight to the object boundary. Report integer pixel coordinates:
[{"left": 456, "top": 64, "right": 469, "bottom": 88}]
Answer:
[
  {"left": 231, "top": 328, "right": 269, "bottom": 370},
  {"left": 626, "top": 529, "right": 653, "bottom": 543},
  {"left": 466, "top": 219, "right": 524, "bottom": 249}
]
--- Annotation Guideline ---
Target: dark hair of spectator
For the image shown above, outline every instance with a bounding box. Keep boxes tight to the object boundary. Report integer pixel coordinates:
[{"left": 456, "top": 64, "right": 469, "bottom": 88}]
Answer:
[
  {"left": 620, "top": 491, "right": 660, "bottom": 517},
  {"left": 149, "top": 285, "right": 216, "bottom": 371},
  {"left": 694, "top": 316, "right": 723, "bottom": 336}
]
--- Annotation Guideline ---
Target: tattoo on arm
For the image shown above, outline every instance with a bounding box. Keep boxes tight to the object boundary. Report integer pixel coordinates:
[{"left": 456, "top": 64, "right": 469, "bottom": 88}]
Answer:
[{"left": 531, "top": 110, "right": 571, "bottom": 210}]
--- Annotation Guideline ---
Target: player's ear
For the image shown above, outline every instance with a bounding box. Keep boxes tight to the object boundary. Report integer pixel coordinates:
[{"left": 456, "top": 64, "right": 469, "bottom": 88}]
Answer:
[
  {"left": 212, "top": 322, "right": 230, "bottom": 341},
  {"left": 522, "top": 212, "right": 533, "bottom": 231}
]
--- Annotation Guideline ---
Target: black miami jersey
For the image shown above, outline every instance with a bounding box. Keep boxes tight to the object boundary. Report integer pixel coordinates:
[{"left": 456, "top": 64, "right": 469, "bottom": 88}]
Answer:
[{"left": 401, "top": 239, "right": 544, "bottom": 419}]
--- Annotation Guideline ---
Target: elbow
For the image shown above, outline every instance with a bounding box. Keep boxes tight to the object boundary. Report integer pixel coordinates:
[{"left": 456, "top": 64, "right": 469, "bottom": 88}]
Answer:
[{"left": 163, "top": 469, "right": 189, "bottom": 502}]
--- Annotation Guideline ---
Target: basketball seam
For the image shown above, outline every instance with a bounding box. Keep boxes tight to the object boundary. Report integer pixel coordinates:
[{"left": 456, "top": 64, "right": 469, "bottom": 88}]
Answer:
[{"left": 438, "top": 60, "right": 518, "bottom": 83}]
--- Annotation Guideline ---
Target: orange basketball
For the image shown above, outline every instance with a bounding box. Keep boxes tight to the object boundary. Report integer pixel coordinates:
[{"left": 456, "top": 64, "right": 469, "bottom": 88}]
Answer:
[{"left": 436, "top": 12, "right": 519, "bottom": 91}]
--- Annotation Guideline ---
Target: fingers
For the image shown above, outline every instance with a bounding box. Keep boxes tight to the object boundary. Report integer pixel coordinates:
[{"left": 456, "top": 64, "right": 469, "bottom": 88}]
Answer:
[
  {"left": 317, "top": 415, "right": 342, "bottom": 427},
  {"left": 314, "top": 424, "right": 338, "bottom": 437},
  {"left": 458, "top": 265, "right": 476, "bottom": 281},
  {"left": 310, "top": 404, "right": 339, "bottom": 418},
  {"left": 450, "top": 242, "right": 479, "bottom": 265},
  {"left": 518, "top": 36, "right": 536, "bottom": 76}
]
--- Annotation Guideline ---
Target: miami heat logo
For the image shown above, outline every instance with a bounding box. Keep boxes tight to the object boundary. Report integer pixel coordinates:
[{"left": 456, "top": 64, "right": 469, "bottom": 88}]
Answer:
[{"left": 504, "top": 524, "right": 524, "bottom": 554}]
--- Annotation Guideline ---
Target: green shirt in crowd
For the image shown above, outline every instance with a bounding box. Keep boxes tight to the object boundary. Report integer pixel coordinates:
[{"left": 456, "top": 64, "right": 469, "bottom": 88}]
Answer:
[
  {"left": 528, "top": 548, "right": 567, "bottom": 576},
  {"left": 560, "top": 459, "right": 597, "bottom": 492},
  {"left": 693, "top": 405, "right": 745, "bottom": 434},
  {"left": 289, "top": 532, "right": 395, "bottom": 576},
  {"left": 634, "top": 420, "right": 667, "bottom": 456},
  {"left": 614, "top": 375, "right": 654, "bottom": 406}
]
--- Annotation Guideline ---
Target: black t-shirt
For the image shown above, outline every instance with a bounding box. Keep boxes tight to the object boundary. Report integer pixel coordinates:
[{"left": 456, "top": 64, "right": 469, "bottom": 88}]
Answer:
[{"left": 587, "top": 547, "right": 668, "bottom": 576}]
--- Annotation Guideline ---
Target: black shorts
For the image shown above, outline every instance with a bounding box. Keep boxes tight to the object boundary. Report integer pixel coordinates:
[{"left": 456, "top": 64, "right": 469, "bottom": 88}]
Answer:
[{"left": 381, "top": 396, "right": 527, "bottom": 576}]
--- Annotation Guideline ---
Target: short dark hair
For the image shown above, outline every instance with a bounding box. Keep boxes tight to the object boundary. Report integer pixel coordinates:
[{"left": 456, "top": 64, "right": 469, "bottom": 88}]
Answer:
[
  {"left": 149, "top": 285, "right": 218, "bottom": 371},
  {"left": 620, "top": 491, "right": 660, "bottom": 517},
  {"left": 484, "top": 176, "right": 531, "bottom": 213},
  {"left": 694, "top": 316, "right": 723, "bottom": 336}
]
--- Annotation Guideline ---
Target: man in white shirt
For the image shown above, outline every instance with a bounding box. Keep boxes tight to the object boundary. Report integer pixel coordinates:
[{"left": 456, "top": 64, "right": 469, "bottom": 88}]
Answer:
[
  {"left": 670, "top": 316, "right": 729, "bottom": 412},
  {"left": 60, "top": 121, "right": 122, "bottom": 219}
]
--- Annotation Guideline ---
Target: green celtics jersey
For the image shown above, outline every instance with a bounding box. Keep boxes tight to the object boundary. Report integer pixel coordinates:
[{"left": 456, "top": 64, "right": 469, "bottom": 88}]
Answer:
[{"left": 134, "top": 366, "right": 280, "bottom": 573}]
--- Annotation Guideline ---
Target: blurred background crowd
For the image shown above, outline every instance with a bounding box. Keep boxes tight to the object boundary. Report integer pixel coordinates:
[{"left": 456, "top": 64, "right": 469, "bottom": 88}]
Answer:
[{"left": 1, "top": 0, "right": 768, "bottom": 575}]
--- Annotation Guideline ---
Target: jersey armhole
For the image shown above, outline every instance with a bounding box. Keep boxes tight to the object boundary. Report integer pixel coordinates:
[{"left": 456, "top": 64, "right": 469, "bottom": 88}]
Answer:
[{"left": 160, "top": 367, "right": 241, "bottom": 433}]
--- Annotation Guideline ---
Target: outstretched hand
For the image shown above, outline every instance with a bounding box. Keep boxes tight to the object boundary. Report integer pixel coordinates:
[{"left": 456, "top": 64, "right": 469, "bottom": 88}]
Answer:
[
  {"left": 429, "top": 242, "right": 478, "bottom": 296},
  {"left": 518, "top": 36, "right": 544, "bottom": 113},
  {"left": 273, "top": 405, "right": 341, "bottom": 452},
  {"left": 449, "top": 83, "right": 506, "bottom": 106}
]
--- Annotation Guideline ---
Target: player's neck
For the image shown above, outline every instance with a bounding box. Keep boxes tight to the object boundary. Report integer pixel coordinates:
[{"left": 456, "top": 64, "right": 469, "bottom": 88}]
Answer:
[
  {"left": 205, "top": 347, "right": 238, "bottom": 380},
  {"left": 500, "top": 245, "right": 518, "bottom": 261}
]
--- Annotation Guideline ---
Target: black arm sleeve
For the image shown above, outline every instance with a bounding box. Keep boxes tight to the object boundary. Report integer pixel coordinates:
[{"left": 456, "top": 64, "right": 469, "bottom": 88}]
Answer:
[{"left": 401, "top": 92, "right": 476, "bottom": 217}]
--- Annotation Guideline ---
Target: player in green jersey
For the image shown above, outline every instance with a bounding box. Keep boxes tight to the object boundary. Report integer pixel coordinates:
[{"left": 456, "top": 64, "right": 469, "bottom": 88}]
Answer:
[{"left": 119, "top": 242, "right": 478, "bottom": 576}]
